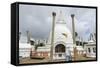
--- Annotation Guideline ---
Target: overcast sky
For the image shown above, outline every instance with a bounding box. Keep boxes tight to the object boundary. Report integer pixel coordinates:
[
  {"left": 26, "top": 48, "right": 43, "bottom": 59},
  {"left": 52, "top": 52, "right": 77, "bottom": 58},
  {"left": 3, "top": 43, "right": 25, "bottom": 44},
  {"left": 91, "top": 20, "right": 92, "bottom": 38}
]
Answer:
[{"left": 19, "top": 4, "right": 96, "bottom": 42}]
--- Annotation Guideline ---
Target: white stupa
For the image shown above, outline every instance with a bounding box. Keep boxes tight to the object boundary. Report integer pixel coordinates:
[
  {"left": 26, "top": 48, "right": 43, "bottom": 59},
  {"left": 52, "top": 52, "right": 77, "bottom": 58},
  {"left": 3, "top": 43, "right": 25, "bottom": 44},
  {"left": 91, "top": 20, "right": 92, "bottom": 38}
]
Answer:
[{"left": 47, "top": 11, "right": 74, "bottom": 60}]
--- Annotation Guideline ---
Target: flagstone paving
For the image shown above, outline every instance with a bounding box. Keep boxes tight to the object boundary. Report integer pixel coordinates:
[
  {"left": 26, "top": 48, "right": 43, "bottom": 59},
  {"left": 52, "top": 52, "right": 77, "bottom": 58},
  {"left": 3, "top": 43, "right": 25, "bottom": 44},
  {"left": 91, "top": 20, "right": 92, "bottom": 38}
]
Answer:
[{"left": 19, "top": 57, "right": 96, "bottom": 64}]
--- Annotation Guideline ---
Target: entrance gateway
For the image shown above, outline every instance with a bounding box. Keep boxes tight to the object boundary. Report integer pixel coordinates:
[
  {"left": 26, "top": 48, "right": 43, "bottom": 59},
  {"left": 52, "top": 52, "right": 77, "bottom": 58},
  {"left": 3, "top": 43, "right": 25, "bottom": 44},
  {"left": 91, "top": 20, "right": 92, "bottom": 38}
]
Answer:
[{"left": 54, "top": 44, "right": 66, "bottom": 59}]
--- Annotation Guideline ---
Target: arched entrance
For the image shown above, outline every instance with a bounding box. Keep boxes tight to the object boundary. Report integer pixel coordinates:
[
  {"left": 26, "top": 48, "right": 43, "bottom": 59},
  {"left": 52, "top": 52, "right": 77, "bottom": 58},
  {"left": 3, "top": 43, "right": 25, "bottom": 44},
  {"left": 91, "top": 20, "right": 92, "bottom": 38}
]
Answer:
[
  {"left": 55, "top": 44, "right": 65, "bottom": 53},
  {"left": 54, "top": 44, "right": 66, "bottom": 59}
]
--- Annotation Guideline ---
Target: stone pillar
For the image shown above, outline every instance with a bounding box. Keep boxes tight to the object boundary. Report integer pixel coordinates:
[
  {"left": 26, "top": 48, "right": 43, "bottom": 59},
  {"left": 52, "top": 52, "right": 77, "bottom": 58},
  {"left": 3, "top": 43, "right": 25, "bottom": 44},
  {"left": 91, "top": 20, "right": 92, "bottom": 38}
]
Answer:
[
  {"left": 71, "top": 14, "right": 76, "bottom": 45},
  {"left": 27, "top": 31, "right": 30, "bottom": 43},
  {"left": 71, "top": 14, "right": 77, "bottom": 61},
  {"left": 50, "top": 12, "right": 56, "bottom": 61}
]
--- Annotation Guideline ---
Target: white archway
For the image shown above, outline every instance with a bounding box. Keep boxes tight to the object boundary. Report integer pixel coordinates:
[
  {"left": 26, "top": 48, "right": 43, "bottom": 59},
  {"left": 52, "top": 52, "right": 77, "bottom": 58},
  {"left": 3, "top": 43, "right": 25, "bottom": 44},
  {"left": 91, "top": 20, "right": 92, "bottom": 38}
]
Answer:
[{"left": 53, "top": 41, "right": 66, "bottom": 59}]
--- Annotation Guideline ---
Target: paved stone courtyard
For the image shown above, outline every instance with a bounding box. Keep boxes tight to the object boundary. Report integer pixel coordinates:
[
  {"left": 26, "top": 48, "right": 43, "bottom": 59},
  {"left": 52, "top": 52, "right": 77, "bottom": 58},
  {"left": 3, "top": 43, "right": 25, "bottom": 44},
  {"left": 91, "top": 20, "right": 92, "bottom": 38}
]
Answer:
[{"left": 19, "top": 57, "right": 96, "bottom": 64}]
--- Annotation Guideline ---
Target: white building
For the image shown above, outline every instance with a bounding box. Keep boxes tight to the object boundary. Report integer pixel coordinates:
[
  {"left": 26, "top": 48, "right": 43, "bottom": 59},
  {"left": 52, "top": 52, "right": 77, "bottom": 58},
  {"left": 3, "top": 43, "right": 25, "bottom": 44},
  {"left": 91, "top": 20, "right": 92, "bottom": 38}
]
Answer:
[
  {"left": 19, "top": 43, "right": 31, "bottom": 58},
  {"left": 19, "top": 35, "right": 34, "bottom": 58},
  {"left": 84, "top": 34, "right": 96, "bottom": 58}
]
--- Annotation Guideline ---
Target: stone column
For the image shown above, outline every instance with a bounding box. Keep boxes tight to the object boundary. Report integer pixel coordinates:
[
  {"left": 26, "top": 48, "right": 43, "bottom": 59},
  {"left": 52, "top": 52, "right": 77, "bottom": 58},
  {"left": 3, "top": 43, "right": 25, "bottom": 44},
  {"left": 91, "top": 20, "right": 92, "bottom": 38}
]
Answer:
[
  {"left": 50, "top": 12, "right": 56, "bottom": 61},
  {"left": 71, "top": 14, "right": 77, "bottom": 61},
  {"left": 71, "top": 14, "right": 76, "bottom": 45},
  {"left": 27, "top": 31, "right": 30, "bottom": 43}
]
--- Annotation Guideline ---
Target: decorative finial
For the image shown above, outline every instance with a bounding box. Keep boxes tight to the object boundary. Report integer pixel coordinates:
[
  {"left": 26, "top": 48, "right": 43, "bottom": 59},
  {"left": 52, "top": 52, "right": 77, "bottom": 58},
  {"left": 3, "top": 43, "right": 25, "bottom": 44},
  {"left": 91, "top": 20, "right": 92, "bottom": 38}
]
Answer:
[
  {"left": 71, "top": 14, "right": 75, "bottom": 17},
  {"left": 52, "top": 12, "right": 56, "bottom": 16}
]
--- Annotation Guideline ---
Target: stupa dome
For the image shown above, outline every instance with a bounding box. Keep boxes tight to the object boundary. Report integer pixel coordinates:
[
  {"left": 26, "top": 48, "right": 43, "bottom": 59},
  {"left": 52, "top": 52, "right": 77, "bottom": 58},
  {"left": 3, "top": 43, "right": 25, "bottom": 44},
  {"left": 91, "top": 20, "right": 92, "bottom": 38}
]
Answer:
[
  {"left": 48, "top": 11, "right": 73, "bottom": 44},
  {"left": 54, "top": 23, "right": 73, "bottom": 44}
]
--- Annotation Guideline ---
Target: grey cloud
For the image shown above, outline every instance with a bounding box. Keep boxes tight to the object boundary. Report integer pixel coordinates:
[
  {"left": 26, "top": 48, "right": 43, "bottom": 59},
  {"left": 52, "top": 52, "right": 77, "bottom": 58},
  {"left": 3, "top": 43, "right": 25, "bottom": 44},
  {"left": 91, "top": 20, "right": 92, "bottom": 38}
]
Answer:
[{"left": 19, "top": 4, "right": 96, "bottom": 42}]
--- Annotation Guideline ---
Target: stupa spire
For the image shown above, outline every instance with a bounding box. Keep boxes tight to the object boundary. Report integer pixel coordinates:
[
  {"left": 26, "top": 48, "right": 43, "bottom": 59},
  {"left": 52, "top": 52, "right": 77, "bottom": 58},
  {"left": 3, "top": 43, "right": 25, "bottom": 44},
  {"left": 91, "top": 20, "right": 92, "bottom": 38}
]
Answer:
[{"left": 56, "top": 11, "right": 66, "bottom": 24}]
